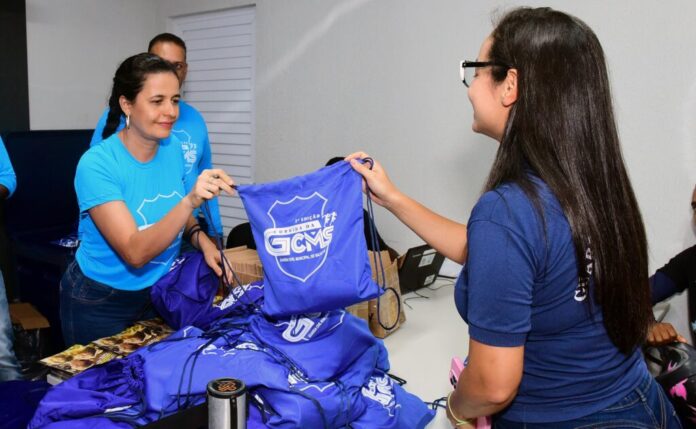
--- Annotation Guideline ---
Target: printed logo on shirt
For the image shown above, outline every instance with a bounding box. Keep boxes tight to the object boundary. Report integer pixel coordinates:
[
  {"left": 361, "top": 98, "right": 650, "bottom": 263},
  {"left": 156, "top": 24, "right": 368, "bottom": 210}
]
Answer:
[
  {"left": 362, "top": 374, "right": 397, "bottom": 416},
  {"left": 263, "top": 192, "right": 337, "bottom": 282},
  {"left": 574, "top": 247, "right": 593, "bottom": 302},
  {"left": 135, "top": 190, "right": 184, "bottom": 266},
  {"left": 275, "top": 311, "right": 345, "bottom": 343},
  {"left": 171, "top": 129, "right": 197, "bottom": 175}
]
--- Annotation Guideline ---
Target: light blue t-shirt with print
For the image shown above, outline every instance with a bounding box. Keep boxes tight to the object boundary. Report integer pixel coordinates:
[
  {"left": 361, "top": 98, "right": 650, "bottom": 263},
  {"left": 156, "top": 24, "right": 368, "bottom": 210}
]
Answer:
[
  {"left": 75, "top": 133, "right": 186, "bottom": 290},
  {"left": 90, "top": 100, "right": 223, "bottom": 236},
  {"left": 0, "top": 137, "right": 17, "bottom": 197}
]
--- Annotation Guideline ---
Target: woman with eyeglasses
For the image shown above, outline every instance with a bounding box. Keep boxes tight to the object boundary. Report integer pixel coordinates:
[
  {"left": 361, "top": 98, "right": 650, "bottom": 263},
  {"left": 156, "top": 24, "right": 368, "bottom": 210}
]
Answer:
[
  {"left": 61, "top": 53, "right": 235, "bottom": 347},
  {"left": 349, "top": 7, "right": 680, "bottom": 428}
]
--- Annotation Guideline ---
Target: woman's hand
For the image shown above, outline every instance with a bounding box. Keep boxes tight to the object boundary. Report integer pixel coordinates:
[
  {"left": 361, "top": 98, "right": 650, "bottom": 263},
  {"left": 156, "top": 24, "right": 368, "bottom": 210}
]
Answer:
[
  {"left": 185, "top": 168, "right": 235, "bottom": 209},
  {"left": 646, "top": 322, "right": 687, "bottom": 345},
  {"left": 345, "top": 152, "right": 401, "bottom": 209}
]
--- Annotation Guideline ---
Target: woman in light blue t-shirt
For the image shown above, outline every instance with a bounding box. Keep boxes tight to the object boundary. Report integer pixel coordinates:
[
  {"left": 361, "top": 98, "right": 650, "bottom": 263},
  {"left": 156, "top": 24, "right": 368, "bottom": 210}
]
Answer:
[
  {"left": 348, "top": 7, "right": 680, "bottom": 429},
  {"left": 61, "top": 53, "right": 235, "bottom": 346}
]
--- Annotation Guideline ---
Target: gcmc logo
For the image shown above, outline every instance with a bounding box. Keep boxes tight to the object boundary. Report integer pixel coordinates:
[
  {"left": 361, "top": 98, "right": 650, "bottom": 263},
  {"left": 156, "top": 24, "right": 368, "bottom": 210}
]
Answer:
[{"left": 264, "top": 192, "right": 337, "bottom": 282}]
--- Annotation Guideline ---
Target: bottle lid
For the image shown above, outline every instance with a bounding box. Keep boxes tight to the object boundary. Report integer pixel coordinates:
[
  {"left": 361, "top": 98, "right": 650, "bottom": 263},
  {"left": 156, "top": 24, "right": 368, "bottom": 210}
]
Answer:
[{"left": 207, "top": 378, "right": 246, "bottom": 399}]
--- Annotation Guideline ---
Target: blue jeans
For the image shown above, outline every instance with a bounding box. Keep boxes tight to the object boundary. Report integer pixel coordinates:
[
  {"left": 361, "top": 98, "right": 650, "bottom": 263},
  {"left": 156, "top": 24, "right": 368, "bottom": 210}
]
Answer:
[
  {"left": 494, "top": 373, "right": 682, "bottom": 429},
  {"left": 60, "top": 261, "right": 156, "bottom": 346},
  {"left": 0, "top": 270, "right": 21, "bottom": 381}
]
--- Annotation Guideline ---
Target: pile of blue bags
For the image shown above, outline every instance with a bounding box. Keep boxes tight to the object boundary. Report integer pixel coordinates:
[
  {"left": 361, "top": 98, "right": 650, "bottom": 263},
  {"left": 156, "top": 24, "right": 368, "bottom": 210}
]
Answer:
[{"left": 29, "top": 162, "right": 435, "bottom": 428}]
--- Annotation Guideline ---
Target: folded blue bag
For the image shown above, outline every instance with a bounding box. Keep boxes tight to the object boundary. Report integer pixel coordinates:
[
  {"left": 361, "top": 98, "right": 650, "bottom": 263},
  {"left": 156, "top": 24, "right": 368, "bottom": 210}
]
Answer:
[
  {"left": 351, "top": 370, "right": 435, "bottom": 429},
  {"left": 237, "top": 161, "right": 382, "bottom": 317},
  {"left": 250, "top": 310, "right": 389, "bottom": 381},
  {"left": 151, "top": 251, "right": 264, "bottom": 330}
]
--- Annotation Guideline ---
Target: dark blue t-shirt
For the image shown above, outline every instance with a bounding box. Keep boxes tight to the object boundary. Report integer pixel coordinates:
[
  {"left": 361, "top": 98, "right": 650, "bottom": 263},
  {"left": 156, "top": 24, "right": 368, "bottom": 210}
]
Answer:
[{"left": 454, "top": 178, "right": 647, "bottom": 423}]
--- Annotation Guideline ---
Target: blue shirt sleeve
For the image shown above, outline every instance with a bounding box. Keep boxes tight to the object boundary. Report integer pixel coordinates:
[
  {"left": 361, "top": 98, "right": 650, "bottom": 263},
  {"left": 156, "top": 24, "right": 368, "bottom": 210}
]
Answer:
[
  {"left": 650, "top": 271, "right": 679, "bottom": 304},
  {"left": 74, "top": 149, "right": 123, "bottom": 212},
  {"left": 466, "top": 217, "right": 534, "bottom": 347},
  {"left": 0, "top": 138, "right": 16, "bottom": 197},
  {"left": 650, "top": 244, "right": 696, "bottom": 303}
]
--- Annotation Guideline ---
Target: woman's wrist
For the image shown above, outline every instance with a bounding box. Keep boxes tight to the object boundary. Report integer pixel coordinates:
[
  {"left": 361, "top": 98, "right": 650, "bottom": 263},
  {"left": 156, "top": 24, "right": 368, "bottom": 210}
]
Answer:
[
  {"left": 447, "top": 392, "right": 475, "bottom": 427},
  {"left": 198, "top": 232, "right": 217, "bottom": 253},
  {"left": 183, "top": 194, "right": 201, "bottom": 211},
  {"left": 383, "top": 189, "right": 406, "bottom": 212}
]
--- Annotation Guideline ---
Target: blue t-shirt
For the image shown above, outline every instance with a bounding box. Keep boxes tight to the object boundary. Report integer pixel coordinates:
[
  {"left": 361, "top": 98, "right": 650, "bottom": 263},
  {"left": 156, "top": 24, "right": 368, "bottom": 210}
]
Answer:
[
  {"left": 0, "top": 137, "right": 17, "bottom": 197},
  {"left": 75, "top": 134, "right": 186, "bottom": 290},
  {"left": 90, "top": 100, "right": 222, "bottom": 236},
  {"left": 454, "top": 178, "right": 646, "bottom": 423}
]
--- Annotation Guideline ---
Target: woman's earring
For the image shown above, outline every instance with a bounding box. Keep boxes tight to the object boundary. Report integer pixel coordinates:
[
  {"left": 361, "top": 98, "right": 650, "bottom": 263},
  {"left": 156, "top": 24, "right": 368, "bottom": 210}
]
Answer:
[{"left": 126, "top": 115, "right": 131, "bottom": 129}]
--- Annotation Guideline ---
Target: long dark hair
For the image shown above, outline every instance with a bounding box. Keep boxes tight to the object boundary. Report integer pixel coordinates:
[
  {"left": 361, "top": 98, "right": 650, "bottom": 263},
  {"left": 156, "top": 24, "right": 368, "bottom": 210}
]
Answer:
[
  {"left": 485, "top": 7, "right": 650, "bottom": 354},
  {"left": 102, "top": 53, "right": 178, "bottom": 139}
]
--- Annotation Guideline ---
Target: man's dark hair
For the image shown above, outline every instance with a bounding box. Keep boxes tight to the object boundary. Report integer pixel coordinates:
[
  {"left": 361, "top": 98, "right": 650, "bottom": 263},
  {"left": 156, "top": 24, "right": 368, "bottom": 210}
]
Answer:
[{"left": 148, "top": 33, "right": 187, "bottom": 54}]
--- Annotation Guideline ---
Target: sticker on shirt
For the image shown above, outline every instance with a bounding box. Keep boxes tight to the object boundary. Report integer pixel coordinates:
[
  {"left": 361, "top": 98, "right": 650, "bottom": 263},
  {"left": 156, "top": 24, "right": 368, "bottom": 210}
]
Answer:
[
  {"left": 263, "top": 192, "right": 337, "bottom": 282},
  {"left": 574, "top": 247, "right": 593, "bottom": 302},
  {"left": 135, "top": 190, "right": 184, "bottom": 266},
  {"left": 171, "top": 129, "right": 198, "bottom": 175}
]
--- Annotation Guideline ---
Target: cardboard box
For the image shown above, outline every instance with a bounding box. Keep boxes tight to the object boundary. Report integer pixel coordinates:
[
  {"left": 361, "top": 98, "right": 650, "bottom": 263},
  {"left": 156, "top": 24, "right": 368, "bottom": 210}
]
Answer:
[
  {"left": 9, "top": 302, "right": 50, "bottom": 330},
  {"left": 347, "top": 250, "right": 406, "bottom": 338},
  {"left": 223, "top": 246, "right": 264, "bottom": 286}
]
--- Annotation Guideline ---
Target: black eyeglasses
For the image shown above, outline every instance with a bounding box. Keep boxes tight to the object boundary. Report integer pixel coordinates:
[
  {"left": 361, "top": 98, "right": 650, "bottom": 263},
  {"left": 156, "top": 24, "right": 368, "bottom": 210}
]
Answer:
[{"left": 460, "top": 60, "right": 511, "bottom": 87}]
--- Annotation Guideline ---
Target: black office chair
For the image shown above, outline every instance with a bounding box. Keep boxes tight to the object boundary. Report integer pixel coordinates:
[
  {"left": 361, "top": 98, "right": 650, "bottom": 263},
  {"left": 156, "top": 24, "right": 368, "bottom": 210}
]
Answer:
[{"left": 226, "top": 222, "right": 257, "bottom": 250}]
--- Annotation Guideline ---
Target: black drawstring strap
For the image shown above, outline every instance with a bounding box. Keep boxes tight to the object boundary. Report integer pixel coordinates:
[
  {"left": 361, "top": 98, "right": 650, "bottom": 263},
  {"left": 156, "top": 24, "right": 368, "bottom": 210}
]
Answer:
[
  {"left": 201, "top": 200, "right": 260, "bottom": 310},
  {"left": 362, "top": 158, "right": 400, "bottom": 331}
]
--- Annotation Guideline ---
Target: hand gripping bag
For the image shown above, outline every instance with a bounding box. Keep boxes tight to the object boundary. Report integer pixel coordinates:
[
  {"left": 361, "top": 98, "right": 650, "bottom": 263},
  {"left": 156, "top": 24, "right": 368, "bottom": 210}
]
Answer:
[{"left": 237, "top": 160, "right": 382, "bottom": 317}]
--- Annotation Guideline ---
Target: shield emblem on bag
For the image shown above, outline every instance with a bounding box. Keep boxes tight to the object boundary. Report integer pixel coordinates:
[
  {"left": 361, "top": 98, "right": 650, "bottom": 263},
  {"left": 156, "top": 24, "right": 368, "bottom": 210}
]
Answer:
[{"left": 264, "top": 192, "right": 336, "bottom": 282}]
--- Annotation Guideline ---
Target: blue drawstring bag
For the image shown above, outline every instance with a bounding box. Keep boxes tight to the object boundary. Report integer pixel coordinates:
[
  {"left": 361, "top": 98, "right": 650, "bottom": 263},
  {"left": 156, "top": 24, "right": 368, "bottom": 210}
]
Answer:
[
  {"left": 151, "top": 251, "right": 264, "bottom": 330},
  {"left": 250, "top": 310, "right": 389, "bottom": 381},
  {"left": 237, "top": 161, "right": 382, "bottom": 317},
  {"left": 29, "top": 355, "right": 146, "bottom": 428},
  {"left": 350, "top": 370, "right": 435, "bottom": 429},
  {"left": 255, "top": 346, "right": 379, "bottom": 429}
]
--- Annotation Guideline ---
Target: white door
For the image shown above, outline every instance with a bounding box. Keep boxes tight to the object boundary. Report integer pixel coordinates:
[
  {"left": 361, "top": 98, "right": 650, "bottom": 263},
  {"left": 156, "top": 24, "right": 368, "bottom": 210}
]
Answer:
[{"left": 170, "top": 7, "right": 256, "bottom": 236}]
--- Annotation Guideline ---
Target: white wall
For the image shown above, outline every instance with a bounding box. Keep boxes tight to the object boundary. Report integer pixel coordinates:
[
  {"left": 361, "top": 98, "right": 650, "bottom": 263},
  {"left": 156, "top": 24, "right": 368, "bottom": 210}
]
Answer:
[
  {"left": 26, "top": 0, "right": 159, "bottom": 129},
  {"left": 25, "top": 0, "right": 696, "bottom": 332}
]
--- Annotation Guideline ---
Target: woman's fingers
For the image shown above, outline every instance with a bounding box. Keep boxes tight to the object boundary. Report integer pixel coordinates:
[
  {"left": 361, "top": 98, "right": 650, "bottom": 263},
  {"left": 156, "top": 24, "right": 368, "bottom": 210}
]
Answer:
[
  {"left": 207, "top": 169, "right": 236, "bottom": 195},
  {"left": 344, "top": 151, "right": 370, "bottom": 162},
  {"left": 205, "top": 250, "right": 223, "bottom": 276}
]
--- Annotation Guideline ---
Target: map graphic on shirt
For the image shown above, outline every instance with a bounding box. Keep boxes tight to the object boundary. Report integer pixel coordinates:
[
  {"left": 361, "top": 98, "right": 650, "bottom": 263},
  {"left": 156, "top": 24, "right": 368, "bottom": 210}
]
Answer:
[{"left": 136, "top": 190, "right": 184, "bottom": 266}]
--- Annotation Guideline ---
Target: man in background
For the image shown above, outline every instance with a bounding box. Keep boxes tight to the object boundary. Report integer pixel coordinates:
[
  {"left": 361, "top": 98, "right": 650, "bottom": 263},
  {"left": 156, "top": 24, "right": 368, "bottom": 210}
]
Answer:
[{"left": 647, "top": 184, "right": 696, "bottom": 345}]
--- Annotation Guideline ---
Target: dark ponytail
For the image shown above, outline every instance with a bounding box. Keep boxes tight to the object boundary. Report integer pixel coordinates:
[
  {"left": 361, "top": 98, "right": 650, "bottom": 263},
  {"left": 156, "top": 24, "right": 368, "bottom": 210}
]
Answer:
[{"left": 102, "top": 53, "right": 178, "bottom": 139}]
